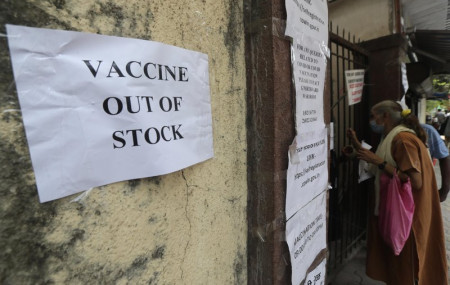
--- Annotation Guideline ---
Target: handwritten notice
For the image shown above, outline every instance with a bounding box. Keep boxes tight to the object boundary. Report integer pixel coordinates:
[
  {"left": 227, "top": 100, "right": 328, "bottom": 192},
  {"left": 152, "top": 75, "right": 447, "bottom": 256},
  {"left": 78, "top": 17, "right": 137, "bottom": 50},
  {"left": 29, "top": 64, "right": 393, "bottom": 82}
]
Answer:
[
  {"left": 345, "top": 69, "right": 365, "bottom": 106},
  {"left": 285, "top": 0, "right": 328, "bottom": 44},
  {"left": 7, "top": 24, "right": 213, "bottom": 202},
  {"left": 286, "top": 127, "right": 328, "bottom": 219},
  {"left": 286, "top": 192, "right": 327, "bottom": 285}
]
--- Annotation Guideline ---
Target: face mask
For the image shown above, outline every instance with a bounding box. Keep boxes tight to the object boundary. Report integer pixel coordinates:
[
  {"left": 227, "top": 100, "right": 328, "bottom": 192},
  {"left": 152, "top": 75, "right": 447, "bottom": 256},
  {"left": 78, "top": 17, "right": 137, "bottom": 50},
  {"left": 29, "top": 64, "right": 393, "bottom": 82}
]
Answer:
[{"left": 370, "top": 120, "right": 384, "bottom": 134}]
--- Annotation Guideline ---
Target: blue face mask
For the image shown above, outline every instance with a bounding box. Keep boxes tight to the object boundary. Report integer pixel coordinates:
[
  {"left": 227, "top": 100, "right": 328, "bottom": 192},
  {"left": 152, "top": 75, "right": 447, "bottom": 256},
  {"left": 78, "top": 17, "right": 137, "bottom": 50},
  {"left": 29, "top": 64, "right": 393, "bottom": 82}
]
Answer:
[{"left": 370, "top": 120, "right": 384, "bottom": 134}]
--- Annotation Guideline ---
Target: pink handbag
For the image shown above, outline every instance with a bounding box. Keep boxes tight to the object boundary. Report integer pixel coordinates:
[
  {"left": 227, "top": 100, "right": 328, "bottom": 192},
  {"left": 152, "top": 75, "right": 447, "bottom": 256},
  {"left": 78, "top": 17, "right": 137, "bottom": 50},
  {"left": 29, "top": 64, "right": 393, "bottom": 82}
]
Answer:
[{"left": 378, "top": 170, "right": 415, "bottom": 256}]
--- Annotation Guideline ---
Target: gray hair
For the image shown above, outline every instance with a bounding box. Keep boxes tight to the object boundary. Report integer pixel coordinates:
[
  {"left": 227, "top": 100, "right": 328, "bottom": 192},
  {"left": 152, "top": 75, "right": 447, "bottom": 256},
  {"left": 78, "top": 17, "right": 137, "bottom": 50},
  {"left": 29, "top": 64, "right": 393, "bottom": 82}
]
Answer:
[{"left": 371, "top": 100, "right": 402, "bottom": 124}]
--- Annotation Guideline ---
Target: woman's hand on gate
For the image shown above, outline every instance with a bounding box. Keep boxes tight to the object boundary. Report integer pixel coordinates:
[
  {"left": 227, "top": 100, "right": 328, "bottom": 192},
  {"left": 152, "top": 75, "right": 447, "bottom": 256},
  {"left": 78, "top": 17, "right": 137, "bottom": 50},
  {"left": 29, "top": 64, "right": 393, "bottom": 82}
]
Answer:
[
  {"left": 355, "top": 148, "right": 383, "bottom": 165},
  {"left": 346, "top": 128, "right": 362, "bottom": 150}
]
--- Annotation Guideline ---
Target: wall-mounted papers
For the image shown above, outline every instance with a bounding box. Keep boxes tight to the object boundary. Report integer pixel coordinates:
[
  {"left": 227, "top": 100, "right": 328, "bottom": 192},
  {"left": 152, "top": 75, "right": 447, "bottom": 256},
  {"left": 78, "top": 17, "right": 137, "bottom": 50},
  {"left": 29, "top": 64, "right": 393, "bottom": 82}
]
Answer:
[
  {"left": 6, "top": 24, "right": 213, "bottom": 202},
  {"left": 285, "top": 1, "right": 329, "bottom": 284}
]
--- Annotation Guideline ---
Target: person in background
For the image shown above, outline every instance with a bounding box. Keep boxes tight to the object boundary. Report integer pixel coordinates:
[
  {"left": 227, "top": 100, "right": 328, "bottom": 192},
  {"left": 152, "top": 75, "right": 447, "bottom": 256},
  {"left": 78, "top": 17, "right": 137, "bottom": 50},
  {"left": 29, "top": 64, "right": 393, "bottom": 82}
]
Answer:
[
  {"left": 435, "top": 108, "right": 446, "bottom": 128},
  {"left": 432, "top": 117, "right": 440, "bottom": 131},
  {"left": 445, "top": 114, "right": 450, "bottom": 147},
  {"left": 421, "top": 123, "right": 450, "bottom": 202},
  {"left": 438, "top": 110, "right": 449, "bottom": 135},
  {"left": 347, "top": 100, "right": 447, "bottom": 285}
]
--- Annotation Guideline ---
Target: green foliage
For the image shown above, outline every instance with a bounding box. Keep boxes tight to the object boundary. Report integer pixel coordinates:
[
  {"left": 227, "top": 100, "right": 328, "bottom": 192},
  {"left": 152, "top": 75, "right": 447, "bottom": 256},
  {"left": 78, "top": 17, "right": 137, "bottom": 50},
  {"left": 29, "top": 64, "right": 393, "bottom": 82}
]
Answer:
[
  {"left": 426, "top": 98, "right": 450, "bottom": 113},
  {"left": 432, "top": 74, "right": 450, "bottom": 94}
]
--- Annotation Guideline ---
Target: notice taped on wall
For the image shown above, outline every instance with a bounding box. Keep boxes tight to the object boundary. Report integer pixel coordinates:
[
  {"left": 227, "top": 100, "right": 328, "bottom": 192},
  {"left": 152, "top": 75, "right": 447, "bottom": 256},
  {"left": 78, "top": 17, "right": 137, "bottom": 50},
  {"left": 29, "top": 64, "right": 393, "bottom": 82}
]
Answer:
[
  {"left": 286, "top": 191, "right": 327, "bottom": 285},
  {"left": 292, "top": 35, "right": 328, "bottom": 131},
  {"left": 6, "top": 24, "right": 213, "bottom": 202},
  {"left": 285, "top": 0, "right": 328, "bottom": 45},
  {"left": 286, "top": 127, "right": 328, "bottom": 220}
]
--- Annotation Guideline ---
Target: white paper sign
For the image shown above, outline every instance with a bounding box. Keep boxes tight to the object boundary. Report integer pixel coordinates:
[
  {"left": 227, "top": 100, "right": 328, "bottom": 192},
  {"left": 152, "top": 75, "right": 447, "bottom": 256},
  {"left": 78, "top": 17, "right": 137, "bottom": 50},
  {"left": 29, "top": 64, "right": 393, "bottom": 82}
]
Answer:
[
  {"left": 286, "top": 127, "right": 328, "bottom": 220},
  {"left": 286, "top": 192, "right": 327, "bottom": 285},
  {"left": 285, "top": 0, "right": 328, "bottom": 45},
  {"left": 358, "top": 141, "right": 374, "bottom": 183},
  {"left": 401, "top": 62, "right": 409, "bottom": 95},
  {"left": 7, "top": 25, "right": 213, "bottom": 202},
  {"left": 292, "top": 36, "right": 327, "bottom": 132},
  {"left": 304, "top": 259, "right": 326, "bottom": 285},
  {"left": 345, "top": 69, "right": 365, "bottom": 106}
]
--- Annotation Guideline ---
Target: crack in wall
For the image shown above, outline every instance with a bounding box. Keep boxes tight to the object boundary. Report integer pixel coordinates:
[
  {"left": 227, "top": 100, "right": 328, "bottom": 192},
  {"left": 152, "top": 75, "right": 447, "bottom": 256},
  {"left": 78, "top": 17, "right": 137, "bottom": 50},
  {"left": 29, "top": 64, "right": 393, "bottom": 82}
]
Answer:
[{"left": 180, "top": 170, "right": 192, "bottom": 281}]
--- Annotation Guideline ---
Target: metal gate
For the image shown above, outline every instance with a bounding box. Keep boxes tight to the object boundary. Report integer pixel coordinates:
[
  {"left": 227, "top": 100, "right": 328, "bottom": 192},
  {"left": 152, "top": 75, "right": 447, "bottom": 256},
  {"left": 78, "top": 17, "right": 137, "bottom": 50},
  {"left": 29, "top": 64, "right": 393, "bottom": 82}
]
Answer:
[{"left": 327, "top": 24, "right": 371, "bottom": 273}]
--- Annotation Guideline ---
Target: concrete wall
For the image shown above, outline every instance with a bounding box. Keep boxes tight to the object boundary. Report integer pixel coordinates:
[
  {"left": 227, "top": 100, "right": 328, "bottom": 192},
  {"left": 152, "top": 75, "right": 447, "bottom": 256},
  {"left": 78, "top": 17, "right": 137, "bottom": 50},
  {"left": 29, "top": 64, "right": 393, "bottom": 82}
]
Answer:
[
  {"left": 0, "top": 1, "right": 247, "bottom": 284},
  {"left": 328, "top": 0, "right": 393, "bottom": 40}
]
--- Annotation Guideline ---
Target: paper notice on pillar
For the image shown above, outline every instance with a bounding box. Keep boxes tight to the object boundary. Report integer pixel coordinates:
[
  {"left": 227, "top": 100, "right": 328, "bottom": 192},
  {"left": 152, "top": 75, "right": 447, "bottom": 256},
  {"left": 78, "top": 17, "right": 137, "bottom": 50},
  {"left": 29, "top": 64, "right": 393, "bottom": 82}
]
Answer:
[
  {"left": 6, "top": 24, "right": 213, "bottom": 203},
  {"left": 293, "top": 36, "right": 327, "bottom": 132},
  {"left": 285, "top": 0, "right": 328, "bottom": 45},
  {"left": 286, "top": 192, "right": 326, "bottom": 285},
  {"left": 286, "top": 127, "right": 328, "bottom": 220},
  {"left": 304, "top": 259, "right": 326, "bottom": 285},
  {"left": 345, "top": 69, "right": 365, "bottom": 106}
]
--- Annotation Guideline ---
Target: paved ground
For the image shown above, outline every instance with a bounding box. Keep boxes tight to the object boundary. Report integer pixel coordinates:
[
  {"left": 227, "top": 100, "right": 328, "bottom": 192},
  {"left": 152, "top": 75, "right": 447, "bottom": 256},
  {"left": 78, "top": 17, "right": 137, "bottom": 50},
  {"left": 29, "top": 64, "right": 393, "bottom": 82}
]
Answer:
[{"left": 330, "top": 161, "right": 450, "bottom": 284}]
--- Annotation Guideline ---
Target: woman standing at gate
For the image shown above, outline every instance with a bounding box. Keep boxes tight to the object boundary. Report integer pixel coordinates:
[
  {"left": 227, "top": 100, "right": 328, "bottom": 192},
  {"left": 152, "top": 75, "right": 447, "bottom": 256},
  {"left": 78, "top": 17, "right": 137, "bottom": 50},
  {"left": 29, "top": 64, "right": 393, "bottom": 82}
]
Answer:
[{"left": 347, "top": 100, "right": 447, "bottom": 285}]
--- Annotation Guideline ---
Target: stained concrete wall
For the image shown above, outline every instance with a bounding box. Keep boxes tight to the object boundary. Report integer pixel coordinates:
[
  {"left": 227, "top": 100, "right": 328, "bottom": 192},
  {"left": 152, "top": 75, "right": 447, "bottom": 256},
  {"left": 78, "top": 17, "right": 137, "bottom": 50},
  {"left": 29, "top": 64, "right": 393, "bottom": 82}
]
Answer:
[
  {"left": 328, "top": 0, "right": 393, "bottom": 41},
  {"left": 0, "top": 1, "right": 247, "bottom": 284}
]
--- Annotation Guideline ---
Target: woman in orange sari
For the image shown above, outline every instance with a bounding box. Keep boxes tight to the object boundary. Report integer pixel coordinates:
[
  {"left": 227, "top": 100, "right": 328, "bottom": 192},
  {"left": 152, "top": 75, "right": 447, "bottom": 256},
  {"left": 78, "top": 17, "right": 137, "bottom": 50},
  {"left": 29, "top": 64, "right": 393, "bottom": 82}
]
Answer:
[{"left": 347, "top": 100, "right": 447, "bottom": 285}]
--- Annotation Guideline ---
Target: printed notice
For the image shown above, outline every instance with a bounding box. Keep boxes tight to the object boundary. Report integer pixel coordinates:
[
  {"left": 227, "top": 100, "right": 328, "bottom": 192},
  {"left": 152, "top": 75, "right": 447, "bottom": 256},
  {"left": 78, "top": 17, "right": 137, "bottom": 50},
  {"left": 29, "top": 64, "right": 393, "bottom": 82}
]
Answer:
[
  {"left": 286, "top": 192, "right": 327, "bottom": 285},
  {"left": 304, "top": 259, "right": 326, "bottom": 285},
  {"left": 286, "top": 127, "right": 328, "bottom": 219},
  {"left": 285, "top": 0, "right": 328, "bottom": 45},
  {"left": 293, "top": 36, "right": 327, "bottom": 132},
  {"left": 7, "top": 25, "right": 213, "bottom": 202},
  {"left": 345, "top": 69, "right": 365, "bottom": 106}
]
